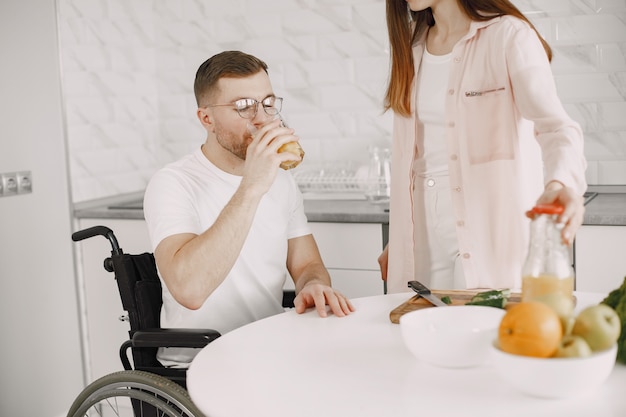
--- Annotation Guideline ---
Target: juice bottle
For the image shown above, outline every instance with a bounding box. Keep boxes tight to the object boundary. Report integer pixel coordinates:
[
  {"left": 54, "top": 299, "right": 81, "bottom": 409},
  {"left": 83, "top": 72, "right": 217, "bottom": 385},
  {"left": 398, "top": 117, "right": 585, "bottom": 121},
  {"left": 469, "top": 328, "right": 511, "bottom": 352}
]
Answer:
[{"left": 521, "top": 203, "right": 574, "bottom": 306}]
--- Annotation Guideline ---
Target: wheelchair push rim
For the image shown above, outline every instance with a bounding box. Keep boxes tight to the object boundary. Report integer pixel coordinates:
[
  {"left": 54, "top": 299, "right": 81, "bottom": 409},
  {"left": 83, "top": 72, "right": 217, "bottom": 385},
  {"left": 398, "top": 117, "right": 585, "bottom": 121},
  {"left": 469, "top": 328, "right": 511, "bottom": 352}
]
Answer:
[{"left": 67, "top": 370, "right": 205, "bottom": 417}]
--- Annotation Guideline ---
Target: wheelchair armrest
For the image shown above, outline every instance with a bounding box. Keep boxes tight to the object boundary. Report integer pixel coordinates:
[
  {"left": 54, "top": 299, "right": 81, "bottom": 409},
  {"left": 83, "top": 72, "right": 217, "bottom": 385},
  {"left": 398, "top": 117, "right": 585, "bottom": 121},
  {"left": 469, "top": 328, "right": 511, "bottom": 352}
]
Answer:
[
  {"left": 132, "top": 328, "right": 221, "bottom": 349},
  {"left": 119, "top": 328, "right": 221, "bottom": 371}
]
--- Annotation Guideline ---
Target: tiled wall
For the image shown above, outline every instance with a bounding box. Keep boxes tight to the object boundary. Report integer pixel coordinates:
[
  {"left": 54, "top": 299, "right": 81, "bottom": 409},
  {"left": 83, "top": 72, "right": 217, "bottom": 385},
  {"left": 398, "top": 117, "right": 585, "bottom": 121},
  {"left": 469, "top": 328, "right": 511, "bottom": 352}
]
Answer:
[{"left": 58, "top": 0, "right": 626, "bottom": 203}]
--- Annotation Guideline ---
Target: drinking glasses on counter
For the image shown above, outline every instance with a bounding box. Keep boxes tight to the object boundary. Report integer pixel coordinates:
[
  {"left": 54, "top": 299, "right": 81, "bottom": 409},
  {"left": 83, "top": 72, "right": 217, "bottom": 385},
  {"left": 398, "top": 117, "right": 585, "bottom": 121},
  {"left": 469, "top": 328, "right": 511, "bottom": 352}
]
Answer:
[{"left": 365, "top": 146, "right": 391, "bottom": 203}]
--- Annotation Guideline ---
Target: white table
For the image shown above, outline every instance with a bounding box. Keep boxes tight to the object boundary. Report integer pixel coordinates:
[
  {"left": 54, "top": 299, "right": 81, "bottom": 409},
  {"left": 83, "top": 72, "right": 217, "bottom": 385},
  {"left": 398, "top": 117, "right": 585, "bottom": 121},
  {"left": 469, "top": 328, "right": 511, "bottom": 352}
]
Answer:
[{"left": 187, "top": 292, "right": 626, "bottom": 417}]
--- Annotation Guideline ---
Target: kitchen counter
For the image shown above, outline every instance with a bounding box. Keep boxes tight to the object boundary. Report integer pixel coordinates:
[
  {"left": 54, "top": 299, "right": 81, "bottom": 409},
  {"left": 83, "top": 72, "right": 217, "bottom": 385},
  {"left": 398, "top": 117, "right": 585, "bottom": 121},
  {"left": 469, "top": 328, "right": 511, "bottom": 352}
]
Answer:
[
  {"left": 583, "top": 185, "right": 626, "bottom": 226},
  {"left": 74, "top": 191, "right": 147, "bottom": 220},
  {"left": 301, "top": 198, "right": 388, "bottom": 223},
  {"left": 73, "top": 186, "right": 626, "bottom": 226},
  {"left": 73, "top": 191, "right": 390, "bottom": 224}
]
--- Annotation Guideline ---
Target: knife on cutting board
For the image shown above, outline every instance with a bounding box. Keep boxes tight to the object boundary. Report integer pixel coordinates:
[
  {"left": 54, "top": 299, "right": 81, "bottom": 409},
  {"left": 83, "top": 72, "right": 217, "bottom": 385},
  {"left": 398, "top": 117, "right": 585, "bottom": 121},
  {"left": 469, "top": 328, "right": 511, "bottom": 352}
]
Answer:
[{"left": 408, "top": 281, "right": 448, "bottom": 307}]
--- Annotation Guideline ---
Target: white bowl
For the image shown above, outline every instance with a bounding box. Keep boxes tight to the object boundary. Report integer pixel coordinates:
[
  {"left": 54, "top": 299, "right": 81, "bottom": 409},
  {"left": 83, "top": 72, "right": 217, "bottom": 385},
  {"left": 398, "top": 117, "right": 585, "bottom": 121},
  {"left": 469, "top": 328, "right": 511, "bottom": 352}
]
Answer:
[
  {"left": 491, "top": 343, "right": 617, "bottom": 398},
  {"left": 399, "top": 305, "right": 506, "bottom": 368}
]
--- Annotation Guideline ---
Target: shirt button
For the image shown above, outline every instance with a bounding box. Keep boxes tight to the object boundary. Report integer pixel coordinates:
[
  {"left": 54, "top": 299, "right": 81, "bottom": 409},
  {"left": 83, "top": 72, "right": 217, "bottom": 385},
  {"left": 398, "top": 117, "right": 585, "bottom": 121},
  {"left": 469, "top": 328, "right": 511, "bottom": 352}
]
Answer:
[
  {"left": 450, "top": 154, "right": 458, "bottom": 160},
  {"left": 448, "top": 89, "right": 454, "bottom": 95},
  {"left": 455, "top": 186, "right": 462, "bottom": 192},
  {"left": 448, "top": 122, "right": 455, "bottom": 127},
  {"left": 427, "top": 178, "right": 436, "bottom": 187},
  {"left": 463, "top": 253, "right": 471, "bottom": 259},
  {"left": 454, "top": 57, "right": 461, "bottom": 63},
  {"left": 457, "top": 220, "right": 465, "bottom": 227}
]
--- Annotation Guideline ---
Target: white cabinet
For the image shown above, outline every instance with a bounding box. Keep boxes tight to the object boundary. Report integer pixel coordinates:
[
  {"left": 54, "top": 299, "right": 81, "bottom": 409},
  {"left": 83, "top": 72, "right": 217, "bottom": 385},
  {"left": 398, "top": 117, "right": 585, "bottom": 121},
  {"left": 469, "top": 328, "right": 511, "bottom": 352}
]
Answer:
[
  {"left": 574, "top": 225, "right": 626, "bottom": 293},
  {"left": 307, "top": 222, "right": 386, "bottom": 298},
  {"left": 75, "top": 218, "right": 152, "bottom": 381}
]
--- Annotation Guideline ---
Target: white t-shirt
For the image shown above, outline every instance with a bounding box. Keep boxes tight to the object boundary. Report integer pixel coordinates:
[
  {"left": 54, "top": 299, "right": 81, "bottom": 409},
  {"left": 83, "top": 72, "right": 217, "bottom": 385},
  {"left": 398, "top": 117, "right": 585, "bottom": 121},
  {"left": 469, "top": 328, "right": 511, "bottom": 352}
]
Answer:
[
  {"left": 143, "top": 147, "right": 310, "bottom": 366},
  {"left": 412, "top": 48, "right": 460, "bottom": 289},
  {"left": 414, "top": 48, "right": 452, "bottom": 176}
]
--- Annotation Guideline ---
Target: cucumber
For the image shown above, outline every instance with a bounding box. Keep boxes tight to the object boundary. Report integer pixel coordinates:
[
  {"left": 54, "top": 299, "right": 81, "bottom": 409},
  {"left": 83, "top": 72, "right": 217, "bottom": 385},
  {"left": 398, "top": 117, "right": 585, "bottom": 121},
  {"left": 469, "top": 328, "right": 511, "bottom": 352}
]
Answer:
[
  {"left": 465, "top": 289, "right": 510, "bottom": 309},
  {"left": 469, "top": 289, "right": 511, "bottom": 302},
  {"left": 466, "top": 297, "right": 507, "bottom": 309}
]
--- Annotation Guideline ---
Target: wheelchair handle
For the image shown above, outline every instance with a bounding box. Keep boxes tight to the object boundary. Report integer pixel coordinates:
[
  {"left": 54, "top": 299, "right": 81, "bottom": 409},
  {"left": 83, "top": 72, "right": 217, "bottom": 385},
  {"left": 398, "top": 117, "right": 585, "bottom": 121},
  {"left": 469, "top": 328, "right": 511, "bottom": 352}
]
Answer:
[{"left": 72, "top": 225, "right": 122, "bottom": 255}]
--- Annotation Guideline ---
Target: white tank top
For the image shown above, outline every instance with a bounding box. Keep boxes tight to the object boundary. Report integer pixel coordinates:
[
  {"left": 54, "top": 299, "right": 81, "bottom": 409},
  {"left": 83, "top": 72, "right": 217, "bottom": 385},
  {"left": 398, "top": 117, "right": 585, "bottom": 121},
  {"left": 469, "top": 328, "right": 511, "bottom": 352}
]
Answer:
[{"left": 414, "top": 48, "right": 452, "bottom": 176}]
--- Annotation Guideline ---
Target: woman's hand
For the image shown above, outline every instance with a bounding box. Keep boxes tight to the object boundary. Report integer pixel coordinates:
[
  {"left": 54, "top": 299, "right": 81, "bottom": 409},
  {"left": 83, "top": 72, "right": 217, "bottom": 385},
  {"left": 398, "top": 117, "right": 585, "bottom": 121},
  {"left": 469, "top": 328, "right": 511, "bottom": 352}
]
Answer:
[
  {"left": 378, "top": 244, "right": 389, "bottom": 282},
  {"left": 535, "top": 181, "right": 585, "bottom": 245}
]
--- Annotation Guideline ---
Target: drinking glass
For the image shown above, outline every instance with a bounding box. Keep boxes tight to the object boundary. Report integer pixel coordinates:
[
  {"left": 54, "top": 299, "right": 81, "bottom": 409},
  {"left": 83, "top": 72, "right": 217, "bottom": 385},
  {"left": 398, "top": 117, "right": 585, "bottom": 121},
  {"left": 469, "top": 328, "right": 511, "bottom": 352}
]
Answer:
[{"left": 276, "top": 115, "right": 304, "bottom": 170}]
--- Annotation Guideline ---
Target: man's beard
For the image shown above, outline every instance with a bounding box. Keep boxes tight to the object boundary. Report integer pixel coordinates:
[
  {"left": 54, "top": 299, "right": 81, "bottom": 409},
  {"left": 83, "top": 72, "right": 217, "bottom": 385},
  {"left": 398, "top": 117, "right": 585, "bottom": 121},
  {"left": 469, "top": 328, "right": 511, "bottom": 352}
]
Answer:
[{"left": 214, "top": 124, "right": 251, "bottom": 161}]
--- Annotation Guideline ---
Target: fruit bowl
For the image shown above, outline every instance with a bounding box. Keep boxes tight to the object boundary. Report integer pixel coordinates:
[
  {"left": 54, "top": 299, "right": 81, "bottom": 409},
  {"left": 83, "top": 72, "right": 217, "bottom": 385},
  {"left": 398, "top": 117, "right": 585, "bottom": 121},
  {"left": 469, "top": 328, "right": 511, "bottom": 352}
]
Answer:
[
  {"left": 399, "top": 305, "right": 505, "bottom": 368},
  {"left": 490, "top": 342, "right": 617, "bottom": 398}
]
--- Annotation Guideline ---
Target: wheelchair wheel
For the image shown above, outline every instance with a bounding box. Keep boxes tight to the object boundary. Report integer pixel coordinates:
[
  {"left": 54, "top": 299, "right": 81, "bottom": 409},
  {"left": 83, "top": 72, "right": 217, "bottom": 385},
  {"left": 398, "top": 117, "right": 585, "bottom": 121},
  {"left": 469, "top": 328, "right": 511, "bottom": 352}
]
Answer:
[{"left": 67, "top": 370, "right": 204, "bottom": 417}]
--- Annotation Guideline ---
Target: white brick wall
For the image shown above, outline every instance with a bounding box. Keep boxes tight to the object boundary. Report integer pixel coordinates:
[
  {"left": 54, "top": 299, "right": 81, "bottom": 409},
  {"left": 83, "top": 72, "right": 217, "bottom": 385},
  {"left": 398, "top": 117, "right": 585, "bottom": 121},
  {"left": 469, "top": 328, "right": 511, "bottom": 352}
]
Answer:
[{"left": 59, "top": 0, "right": 626, "bottom": 202}]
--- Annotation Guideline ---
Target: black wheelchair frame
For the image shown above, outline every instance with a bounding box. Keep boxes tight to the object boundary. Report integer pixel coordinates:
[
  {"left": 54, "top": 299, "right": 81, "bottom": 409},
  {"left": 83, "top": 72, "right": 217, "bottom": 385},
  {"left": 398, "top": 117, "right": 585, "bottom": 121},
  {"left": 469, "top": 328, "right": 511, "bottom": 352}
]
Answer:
[
  {"left": 68, "top": 225, "right": 218, "bottom": 416},
  {"left": 67, "top": 225, "right": 297, "bottom": 417}
]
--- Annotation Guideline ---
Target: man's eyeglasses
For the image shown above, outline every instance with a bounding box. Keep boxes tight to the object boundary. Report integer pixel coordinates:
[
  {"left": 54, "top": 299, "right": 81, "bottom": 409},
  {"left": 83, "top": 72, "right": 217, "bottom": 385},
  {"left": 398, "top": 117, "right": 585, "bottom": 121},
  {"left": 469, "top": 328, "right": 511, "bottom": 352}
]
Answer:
[{"left": 205, "top": 96, "right": 283, "bottom": 119}]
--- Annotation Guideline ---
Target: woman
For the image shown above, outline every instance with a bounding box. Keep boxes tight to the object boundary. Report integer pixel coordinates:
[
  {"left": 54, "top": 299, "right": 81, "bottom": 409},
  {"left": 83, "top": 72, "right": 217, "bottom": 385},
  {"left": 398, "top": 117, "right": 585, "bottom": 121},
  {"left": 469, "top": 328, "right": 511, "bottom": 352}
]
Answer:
[{"left": 380, "top": 0, "right": 587, "bottom": 293}]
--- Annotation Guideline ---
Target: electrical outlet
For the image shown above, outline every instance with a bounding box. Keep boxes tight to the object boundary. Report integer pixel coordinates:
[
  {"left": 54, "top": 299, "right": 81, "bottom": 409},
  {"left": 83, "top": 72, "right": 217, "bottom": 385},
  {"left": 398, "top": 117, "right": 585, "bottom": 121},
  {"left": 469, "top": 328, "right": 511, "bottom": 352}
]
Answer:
[
  {"left": 16, "top": 171, "right": 32, "bottom": 194},
  {"left": 1, "top": 173, "right": 18, "bottom": 196}
]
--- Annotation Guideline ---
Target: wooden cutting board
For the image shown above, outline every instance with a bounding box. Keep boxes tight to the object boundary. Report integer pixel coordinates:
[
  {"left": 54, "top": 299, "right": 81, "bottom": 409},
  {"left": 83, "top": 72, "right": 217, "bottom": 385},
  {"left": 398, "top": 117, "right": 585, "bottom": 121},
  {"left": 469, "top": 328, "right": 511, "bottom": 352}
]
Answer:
[{"left": 389, "top": 290, "right": 523, "bottom": 324}]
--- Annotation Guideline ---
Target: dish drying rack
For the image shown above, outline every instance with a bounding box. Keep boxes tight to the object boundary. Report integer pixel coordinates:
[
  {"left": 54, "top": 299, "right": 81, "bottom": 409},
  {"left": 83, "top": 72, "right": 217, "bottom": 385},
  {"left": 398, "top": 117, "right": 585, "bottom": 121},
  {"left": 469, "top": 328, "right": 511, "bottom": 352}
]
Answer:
[{"left": 293, "top": 167, "right": 368, "bottom": 195}]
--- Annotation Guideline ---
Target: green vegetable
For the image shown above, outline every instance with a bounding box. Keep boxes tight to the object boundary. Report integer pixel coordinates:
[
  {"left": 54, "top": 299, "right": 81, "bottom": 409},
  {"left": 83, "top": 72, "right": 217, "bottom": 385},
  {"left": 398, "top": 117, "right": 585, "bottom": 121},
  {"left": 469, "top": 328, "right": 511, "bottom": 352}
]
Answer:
[
  {"left": 469, "top": 289, "right": 511, "bottom": 302},
  {"left": 465, "top": 289, "right": 510, "bottom": 309},
  {"left": 601, "top": 276, "right": 626, "bottom": 364},
  {"left": 440, "top": 295, "right": 452, "bottom": 305},
  {"left": 466, "top": 297, "right": 507, "bottom": 309}
]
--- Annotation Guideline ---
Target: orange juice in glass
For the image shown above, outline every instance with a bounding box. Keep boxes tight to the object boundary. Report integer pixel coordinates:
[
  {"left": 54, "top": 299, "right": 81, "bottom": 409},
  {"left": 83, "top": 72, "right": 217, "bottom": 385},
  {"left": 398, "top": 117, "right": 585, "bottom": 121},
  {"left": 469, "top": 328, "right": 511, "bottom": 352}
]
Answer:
[{"left": 522, "top": 274, "right": 574, "bottom": 301}]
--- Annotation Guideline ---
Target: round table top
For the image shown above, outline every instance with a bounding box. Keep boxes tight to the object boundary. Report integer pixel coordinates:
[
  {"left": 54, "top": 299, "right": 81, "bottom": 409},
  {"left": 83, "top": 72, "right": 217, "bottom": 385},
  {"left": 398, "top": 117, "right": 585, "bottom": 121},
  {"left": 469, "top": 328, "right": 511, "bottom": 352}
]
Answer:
[{"left": 187, "top": 292, "right": 626, "bottom": 417}]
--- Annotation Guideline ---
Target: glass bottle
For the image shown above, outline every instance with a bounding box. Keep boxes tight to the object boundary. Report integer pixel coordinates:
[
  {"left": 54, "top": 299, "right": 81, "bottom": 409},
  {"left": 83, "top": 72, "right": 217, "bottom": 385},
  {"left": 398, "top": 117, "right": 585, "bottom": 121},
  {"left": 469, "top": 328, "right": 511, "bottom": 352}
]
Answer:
[
  {"left": 365, "top": 146, "right": 391, "bottom": 203},
  {"left": 521, "top": 203, "right": 574, "bottom": 303}
]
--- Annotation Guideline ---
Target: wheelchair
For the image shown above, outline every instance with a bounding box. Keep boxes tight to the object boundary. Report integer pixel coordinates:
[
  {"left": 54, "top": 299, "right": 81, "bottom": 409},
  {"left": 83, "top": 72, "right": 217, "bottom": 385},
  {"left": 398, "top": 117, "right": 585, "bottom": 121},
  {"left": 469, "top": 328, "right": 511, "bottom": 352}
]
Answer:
[{"left": 68, "top": 225, "right": 296, "bottom": 417}]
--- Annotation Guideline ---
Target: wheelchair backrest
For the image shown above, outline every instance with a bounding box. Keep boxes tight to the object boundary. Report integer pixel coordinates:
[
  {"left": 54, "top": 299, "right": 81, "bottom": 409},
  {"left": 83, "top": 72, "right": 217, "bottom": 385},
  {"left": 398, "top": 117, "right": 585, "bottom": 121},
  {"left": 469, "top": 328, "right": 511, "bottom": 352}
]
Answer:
[{"left": 111, "top": 252, "right": 162, "bottom": 334}]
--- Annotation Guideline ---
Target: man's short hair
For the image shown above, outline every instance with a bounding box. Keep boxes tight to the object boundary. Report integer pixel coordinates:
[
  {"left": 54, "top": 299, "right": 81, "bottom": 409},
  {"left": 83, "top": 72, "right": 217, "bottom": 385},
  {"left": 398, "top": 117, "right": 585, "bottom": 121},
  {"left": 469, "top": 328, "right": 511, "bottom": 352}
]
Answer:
[{"left": 194, "top": 50, "right": 269, "bottom": 107}]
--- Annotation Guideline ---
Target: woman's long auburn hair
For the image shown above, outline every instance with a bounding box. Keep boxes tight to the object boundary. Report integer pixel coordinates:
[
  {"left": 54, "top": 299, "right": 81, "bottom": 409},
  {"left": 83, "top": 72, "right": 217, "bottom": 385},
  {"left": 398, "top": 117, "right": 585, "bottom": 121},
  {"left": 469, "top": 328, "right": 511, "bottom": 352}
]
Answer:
[{"left": 384, "top": 0, "right": 552, "bottom": 117}]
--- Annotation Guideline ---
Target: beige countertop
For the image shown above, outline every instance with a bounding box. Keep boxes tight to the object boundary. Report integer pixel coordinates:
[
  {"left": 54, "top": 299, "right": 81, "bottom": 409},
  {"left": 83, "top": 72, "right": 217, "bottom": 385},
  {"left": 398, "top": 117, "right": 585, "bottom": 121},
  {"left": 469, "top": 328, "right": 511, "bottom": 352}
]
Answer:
[{"left": 73, "top": 186, "right": 626, "bottom": 226}]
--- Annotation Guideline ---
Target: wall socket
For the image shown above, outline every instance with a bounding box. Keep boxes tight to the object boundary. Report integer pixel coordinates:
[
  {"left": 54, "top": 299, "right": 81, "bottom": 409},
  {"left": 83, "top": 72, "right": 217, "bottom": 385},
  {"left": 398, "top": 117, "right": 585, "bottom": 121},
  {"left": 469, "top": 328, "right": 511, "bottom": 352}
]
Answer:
[{"left": 1, "top": 171, "right": 32, "bottom": 196}]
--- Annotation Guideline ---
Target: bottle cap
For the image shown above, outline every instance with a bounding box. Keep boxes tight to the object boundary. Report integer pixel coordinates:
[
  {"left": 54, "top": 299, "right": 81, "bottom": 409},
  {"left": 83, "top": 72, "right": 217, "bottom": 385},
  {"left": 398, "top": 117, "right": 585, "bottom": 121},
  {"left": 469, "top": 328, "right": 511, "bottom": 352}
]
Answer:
[{"left": 527, "top": 203, "right": 564, "bottom": 218}]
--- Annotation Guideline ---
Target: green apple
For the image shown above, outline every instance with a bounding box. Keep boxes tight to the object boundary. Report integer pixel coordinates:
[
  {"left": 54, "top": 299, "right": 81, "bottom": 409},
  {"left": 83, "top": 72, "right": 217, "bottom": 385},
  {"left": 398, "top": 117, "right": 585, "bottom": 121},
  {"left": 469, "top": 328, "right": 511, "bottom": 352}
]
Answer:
[
  {"left": 530, "top": 293, "right": 575, "bottom": 334},
  {"left": 554, "top": 335, "right": 592, "bottom": 358},
  {"left": 572, "top": 304, "right": 621, "bottom": 351}
]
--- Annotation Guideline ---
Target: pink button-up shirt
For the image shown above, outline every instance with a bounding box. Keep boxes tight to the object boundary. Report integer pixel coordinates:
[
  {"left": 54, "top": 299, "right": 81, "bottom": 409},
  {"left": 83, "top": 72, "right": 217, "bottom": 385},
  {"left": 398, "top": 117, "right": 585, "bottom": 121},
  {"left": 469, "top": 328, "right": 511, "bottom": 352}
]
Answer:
[{"left": 386, "top": 16, "right": 587, "bottom": 294}]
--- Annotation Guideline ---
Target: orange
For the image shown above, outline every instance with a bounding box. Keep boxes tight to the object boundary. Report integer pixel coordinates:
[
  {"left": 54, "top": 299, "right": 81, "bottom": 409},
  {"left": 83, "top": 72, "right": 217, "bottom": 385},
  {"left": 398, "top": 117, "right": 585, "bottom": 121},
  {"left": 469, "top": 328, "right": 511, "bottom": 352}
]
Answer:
[{"left": 498, "top": 301, "right": 563, "bottom": 358}]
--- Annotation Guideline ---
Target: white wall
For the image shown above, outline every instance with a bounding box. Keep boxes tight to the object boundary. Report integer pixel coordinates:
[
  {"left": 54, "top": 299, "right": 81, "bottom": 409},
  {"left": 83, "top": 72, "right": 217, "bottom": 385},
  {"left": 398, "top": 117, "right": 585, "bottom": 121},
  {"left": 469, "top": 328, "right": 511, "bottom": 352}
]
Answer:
[
  {"left": 0, "top": 1, "right": 84, "bottom": 416},
  {"left": 59, "top": 0, "right": 393, "bottom": 202},
  {"left": 58, "top": 0, "right": 626, "bottom": 203}
]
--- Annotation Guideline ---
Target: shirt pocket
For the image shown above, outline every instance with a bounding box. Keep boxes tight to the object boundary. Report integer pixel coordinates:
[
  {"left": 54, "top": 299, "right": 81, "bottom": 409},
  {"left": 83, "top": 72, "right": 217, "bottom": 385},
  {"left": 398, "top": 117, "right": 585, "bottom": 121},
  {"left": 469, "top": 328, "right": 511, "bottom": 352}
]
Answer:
[{"left": 462, "top": 85, "right": 515, "bottom": 164}]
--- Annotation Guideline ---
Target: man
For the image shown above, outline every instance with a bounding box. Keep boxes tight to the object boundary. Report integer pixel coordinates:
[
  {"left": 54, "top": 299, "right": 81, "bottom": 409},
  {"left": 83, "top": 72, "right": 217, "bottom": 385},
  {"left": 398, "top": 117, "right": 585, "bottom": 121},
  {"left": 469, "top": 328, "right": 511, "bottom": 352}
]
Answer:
[{"left": 144, "top": 50, "right": 354, "bottom": 367}]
